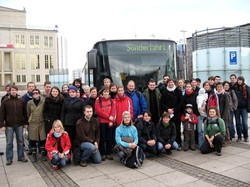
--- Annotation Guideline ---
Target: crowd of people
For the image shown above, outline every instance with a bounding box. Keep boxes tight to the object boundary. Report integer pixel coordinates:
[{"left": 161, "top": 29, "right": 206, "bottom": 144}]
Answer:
[{"left": 0, "top": 74, "right": 249, "bottom": 170}]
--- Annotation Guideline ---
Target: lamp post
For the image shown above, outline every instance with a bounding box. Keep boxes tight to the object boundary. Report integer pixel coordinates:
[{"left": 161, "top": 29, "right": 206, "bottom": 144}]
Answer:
[{"left": 180, "top": 30, "right": 187, "bottom": 80}]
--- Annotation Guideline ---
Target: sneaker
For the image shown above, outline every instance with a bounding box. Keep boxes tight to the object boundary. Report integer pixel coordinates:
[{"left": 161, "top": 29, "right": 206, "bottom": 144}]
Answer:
[
  {"left": 216, "top": 152, "right": 222, "bottom": 156},
  {"left": 244, "top": 138, "right": 249, "bottom": 142},
  {"left": 18, "top": 158, "right": 28, "bottom": 162},
  {"left": 6, "top": 160, "right": 12, "bottom": 165},
  {"left": 236, "top": 138, "right": 241, "bottom": 142},
  {"left": 101, "top": 155, "right": 106, "bottom": 161},
  {"left": 106, "top": 154, "right": 113, "bottom": 160},
  {"left": 52, "top": 165, "right": 58, "bottom": 171},
  {"left": 80, "top": 160, "right": 87, "bottom": 167}
]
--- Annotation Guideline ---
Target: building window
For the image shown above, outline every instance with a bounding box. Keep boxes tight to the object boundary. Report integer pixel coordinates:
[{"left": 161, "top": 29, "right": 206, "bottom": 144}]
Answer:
[
  {"left": 16, "top": 75, "right": 26, "bottom": 83},
  {"left": 30, "top": 35, "right": 40, "bottom": 48},
  {"left": 31, "top": 75, "right": 40, "bottom": 82},
  {"left": 15, "top": 34, "right": 25, "bottom": 48},
  {"left": 45, "top": 74, "right": 49, "bottom": 81},
  {"left": 45, "top": 54, "right": 54, "bottom": 69},
  {"left": 44, "top": 36, "right": 53, "bottom": 48},
  {"left": 45, "top": 55, "right": 49, "bottom": 69},
  {"left": 15, "top": 54, "right": 26, "bottom": 70},
  {"left": 30, "top": 54, "right": 40, "bottom": 69},
  {"left": 16, "top": 75, "right": 21, "bottom": 83},
  {"left": 22, "top": 75, "right": 26, "bottom": 82}
]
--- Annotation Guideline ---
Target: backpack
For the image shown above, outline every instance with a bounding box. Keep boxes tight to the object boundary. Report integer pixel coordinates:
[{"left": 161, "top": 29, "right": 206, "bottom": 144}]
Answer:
[{"left": 122, "top": 146, "right": 145, "bottom": 168}]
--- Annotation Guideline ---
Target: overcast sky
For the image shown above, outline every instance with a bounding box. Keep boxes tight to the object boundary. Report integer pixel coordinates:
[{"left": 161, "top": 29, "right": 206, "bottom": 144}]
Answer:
[{"left": 1, "top": 0, "right": 250, "bottom": 78}]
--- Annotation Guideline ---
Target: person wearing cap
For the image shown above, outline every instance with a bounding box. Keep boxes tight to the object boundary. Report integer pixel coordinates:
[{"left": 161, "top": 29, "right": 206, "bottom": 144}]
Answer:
[
  {"left": 61, "top": 85, "right": 85, "bottom": 150},
  {"left": 0, "top": 85, "right": 28, "bottom": 165},
  {"left": 234, "top": 76, "right": 250, "bottom": 142},
  {"left": 181, "top": 104, "right": 198, "bottom": 151},
  {"left": 156, "top": 112, "right": 178, "bottom": 155}
]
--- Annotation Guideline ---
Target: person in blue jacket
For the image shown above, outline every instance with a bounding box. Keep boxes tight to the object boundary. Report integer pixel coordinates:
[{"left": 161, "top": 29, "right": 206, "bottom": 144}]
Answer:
[
  {"left": 115, "top": 111, "right": 138, "bottom": 160},
  {"left": 125, "top": 80, "right": 147, "bottom": 120}
]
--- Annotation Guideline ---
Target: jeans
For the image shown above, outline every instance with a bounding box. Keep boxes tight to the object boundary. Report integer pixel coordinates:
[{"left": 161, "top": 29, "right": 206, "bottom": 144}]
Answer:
[
  {"left": 51, "top": 153, "right": 68, "bottom": 167},
  {"left": 198, "top": 116, "right": 205, "bottom": 147},
  {"left": 229, "top": 111, "right": 236, "bottom": 138},
  {"left": 5, "top": 126, "right": 25, "bottom": 161},
  {"left": 80, "top": 142, "right": 101, "bottom": 164},
  {"left": 138, "top": 143, "right": 157, "bottom": 153},
  {"left": 235, "top": 108, "right": 249, "bottom": 139},
  {"left": 157, "top": 141, "right": 179, "bottom": 151}
]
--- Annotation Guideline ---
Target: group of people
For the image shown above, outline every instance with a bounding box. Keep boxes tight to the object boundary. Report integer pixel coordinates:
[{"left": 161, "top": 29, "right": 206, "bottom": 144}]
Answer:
[{"left": 0, "top": 73, "right": 249, "bottom": 170}]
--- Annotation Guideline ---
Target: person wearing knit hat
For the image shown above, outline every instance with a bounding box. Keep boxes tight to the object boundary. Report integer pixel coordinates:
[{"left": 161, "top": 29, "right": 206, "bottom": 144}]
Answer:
[
  {"left": 235, "top": 75, "right": 250, "bottom": 142},
  {"left": 181, "top": 104, "right": 198, "bottom": 151},
  {"left": 67, "top": 86, "right": 78, "bottom": 92}
]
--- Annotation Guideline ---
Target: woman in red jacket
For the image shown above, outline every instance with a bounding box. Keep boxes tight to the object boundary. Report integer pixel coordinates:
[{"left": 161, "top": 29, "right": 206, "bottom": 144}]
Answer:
[
  {"left": 45, "top": 120, "right": 71, "bottom": 170},
  {"left": 95, "top": 86, "right": 115, "bottom": 161}
]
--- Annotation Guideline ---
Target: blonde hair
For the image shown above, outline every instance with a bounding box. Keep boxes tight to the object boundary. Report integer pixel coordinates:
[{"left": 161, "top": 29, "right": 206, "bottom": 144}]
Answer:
[{"left": 52, "top": 120, "right": 64, "bottom": 133}]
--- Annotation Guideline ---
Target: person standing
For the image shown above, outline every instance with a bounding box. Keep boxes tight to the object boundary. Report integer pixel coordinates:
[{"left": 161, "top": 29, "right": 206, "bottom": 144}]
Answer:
[
  {"left": 76, "top": 105, "right": 101, "bottom": 167},
  {"left": 234, "top": 76, "right": 250, "bottom": 142},
  {"left": 125, "top": 80, "right": 147, "bottom": 120},
  {"left": 160, "top": 79, "right": 183, "bottom": 147},
  {"left": 73, "top": 78, "right": 84, "bottom": 98},
  {"left": 22, "top": 82, "right": 36, "bottom": 105},
  {"left": 95, "top": 86, "right": 115, "bottom": 161},
  {"left": 41, "top": 81, "right": 52, "bottom": 99},
  {"left": 44, "top": 86, "right": 64, "bottom": 136},
  {"left": 143, "top": 79, "right": 161, "bottom": 125},
  {"left": 1, "top": 84, "right": 10, "bottom": 103},
  {"left": 61, "top": 86, "right": 85, "bottom": 148},
  {"left": 0, "top": 85, "right": 28, "bottom": 165},
  {"left": 27, "top": 89, "right": 47, "bottom": 162}
]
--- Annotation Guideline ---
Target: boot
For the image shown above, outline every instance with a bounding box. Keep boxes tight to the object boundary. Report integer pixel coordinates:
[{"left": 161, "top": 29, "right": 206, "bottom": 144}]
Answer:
[
  {"left": 40, "top": 147, "right": 47, "bottom": 161},
  {"left": 31, "top": 148, "right": 37, "bottom": 163}
]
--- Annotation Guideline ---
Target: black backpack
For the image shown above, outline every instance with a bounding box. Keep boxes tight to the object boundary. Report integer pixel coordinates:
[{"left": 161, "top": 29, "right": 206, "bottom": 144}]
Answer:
[{"left": 122, "top": 146, "right": 145, "bottom": 168}]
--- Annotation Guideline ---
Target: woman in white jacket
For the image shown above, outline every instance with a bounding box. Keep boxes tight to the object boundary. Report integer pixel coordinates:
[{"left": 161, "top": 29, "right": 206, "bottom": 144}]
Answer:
[{"left": 196, "top": 88, "right": 208, "bottom": 148}]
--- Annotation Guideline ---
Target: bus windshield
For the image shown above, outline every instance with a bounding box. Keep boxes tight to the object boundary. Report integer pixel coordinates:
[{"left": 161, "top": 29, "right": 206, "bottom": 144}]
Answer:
[{"left": 88, "top": 40, "right": 177, "bottom": 90}]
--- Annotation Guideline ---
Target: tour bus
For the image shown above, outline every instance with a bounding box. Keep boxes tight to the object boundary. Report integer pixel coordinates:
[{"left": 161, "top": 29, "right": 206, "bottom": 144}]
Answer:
[{"left": 86, "top": 39, "right": 181, "bottom": 91}]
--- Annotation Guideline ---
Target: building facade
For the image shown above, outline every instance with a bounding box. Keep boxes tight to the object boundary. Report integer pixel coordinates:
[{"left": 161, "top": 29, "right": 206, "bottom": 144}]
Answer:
[
  {"left": 0, "top": 6, "right": 60, "bottom": 90},
  {"left": 187, "top": 23, "right": 250, "bottom": 83}
]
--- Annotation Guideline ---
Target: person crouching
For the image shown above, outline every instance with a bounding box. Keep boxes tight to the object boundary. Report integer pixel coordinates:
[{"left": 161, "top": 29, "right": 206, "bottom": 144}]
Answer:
[{"left": 45, "top": 120, "right": 71, "bottom": 170}]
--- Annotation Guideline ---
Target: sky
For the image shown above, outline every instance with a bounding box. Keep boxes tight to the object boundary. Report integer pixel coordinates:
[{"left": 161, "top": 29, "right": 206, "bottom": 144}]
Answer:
[{"left": 1, "top": 0, "right": 250, "bottom": 79}]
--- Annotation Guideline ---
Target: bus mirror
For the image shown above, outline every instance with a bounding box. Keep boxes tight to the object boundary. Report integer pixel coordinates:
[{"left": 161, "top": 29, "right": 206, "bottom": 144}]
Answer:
[{"left": 88, "top": 49, "right": 97, "bottom": 69}]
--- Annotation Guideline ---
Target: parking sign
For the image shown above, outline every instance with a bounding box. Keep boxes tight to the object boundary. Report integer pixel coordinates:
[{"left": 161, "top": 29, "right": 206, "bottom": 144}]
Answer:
[{"left": 229, "top": 51, "right": 237, "bottom": 65}]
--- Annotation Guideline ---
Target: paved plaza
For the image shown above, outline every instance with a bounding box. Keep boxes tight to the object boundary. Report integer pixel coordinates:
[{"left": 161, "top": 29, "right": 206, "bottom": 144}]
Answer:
[{"left": 0, "top": 127, "right": 250, "bottom": 187}]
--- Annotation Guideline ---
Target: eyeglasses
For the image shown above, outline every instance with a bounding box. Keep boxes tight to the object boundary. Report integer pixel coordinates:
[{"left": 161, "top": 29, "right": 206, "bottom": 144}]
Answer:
[{"left": 32, "top": 92, "right": 39, "bottom": 95}]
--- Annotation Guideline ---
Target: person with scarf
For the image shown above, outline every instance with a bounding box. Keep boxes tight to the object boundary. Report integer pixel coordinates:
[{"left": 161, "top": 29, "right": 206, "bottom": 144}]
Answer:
[
  {"left": 200, "top": 106, "right": 225, "bottom": 156},
  {"left": 160, "top": 79, "right": 183, "bottom": 148},
  {"left": 44, "top": 86, "right": 64, "bottom": 136},
  {"left": 45, "top": 120, "right": 71, "bottom": 170},
  {"left": 27, "top": 89, "right": 46, "bottom": 162},
  {"left": 234, "top": 76, "right": 250, "bottom": 142}
]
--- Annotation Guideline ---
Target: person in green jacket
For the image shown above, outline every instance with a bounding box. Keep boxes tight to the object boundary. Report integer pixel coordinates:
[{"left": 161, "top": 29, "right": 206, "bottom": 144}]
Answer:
[{"left": 200, "top": 106, "right": 226, "bottom": 156}]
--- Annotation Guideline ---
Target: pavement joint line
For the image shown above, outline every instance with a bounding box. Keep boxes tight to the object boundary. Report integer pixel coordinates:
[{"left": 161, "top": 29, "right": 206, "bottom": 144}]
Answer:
[
  {"left": 231, "top": 141, "right": 250, "bottom": 150},
  {"left": 0, "top": 155, "right": 10, "bottom": 187},
  {"left": 149, "top": 154, "right": 250, "bottom": 187}
]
